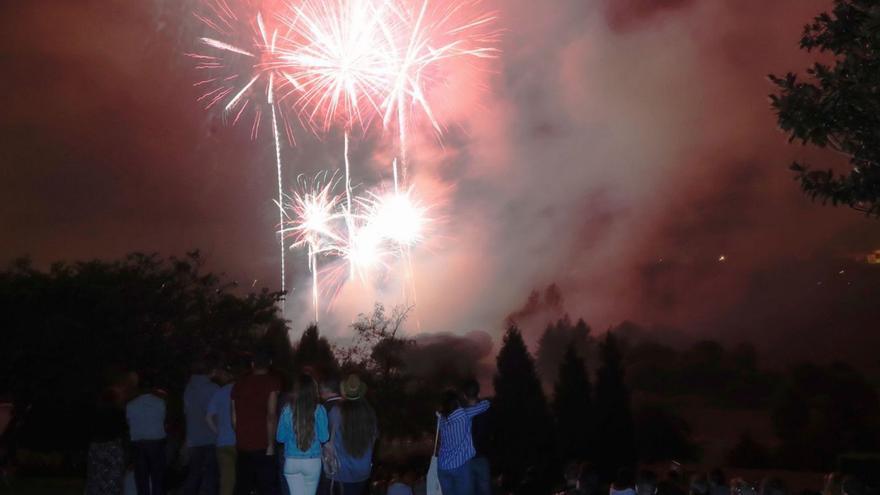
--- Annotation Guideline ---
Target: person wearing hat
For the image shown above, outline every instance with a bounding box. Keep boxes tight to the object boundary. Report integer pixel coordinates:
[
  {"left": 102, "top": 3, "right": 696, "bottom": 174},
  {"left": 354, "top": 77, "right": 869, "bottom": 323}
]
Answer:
[{"left": 325, "top": 375, "right": 378, "bottom": 495}]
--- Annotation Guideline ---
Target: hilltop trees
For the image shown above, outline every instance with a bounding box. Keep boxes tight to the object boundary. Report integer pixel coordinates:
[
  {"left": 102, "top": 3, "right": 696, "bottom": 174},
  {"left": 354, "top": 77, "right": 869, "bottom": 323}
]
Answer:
[
  {"left": 0, "top": 252, "right": 284, "bottom": 452},
  {"left": 536, "top": 316, "right": 593, "bottom": 388},
  {"left": 594, "top": 332, "right": 637, "bottom": 479},
  {"left": 553, "top": 343, "right": 593, "bottom": 462},
  {"left": 493, "top": 325, "right": 554, "bottom": 487}
]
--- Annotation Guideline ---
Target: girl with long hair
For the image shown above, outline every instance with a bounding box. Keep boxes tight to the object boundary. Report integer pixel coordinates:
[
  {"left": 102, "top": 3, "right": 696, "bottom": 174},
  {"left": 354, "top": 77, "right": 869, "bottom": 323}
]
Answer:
[
  {"left": 277, "top": 374, "right": 329, "bottom": 495},
  {"left": 327, "top": 374, "right": 378, "bottom": 494}
]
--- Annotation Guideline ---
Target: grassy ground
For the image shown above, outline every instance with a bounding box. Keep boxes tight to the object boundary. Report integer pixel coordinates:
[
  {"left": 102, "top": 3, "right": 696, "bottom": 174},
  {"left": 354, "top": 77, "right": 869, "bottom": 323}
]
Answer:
[{"left": 0, "top": 477, "right": 84, "bottom": 495}]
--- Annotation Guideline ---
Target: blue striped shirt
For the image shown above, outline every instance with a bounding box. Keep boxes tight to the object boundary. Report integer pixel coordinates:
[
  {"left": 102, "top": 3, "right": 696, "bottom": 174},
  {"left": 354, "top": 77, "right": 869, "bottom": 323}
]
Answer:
[{"left": 437, "top": 400, "right": 490, "bottom": 471}]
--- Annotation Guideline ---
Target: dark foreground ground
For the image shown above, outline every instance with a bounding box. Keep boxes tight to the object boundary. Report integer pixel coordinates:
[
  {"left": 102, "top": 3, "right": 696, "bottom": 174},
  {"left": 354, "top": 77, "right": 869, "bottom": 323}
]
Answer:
[{"left": 0, "top": 477, "right": 84, "bottom": 494}]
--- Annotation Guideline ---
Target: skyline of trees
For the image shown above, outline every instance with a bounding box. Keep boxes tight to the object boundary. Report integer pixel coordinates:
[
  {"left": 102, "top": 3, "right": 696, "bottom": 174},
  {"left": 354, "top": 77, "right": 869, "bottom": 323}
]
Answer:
[{"left": 2, "top": 253, "right": 878, "bottom": 479}]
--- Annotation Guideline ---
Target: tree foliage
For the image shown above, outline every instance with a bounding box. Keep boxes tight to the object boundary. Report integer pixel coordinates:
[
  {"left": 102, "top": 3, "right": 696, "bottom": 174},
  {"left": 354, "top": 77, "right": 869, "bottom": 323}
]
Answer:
[
  {"left": 536, "top": 316, "right": 593, "bottom": 388},
  {"left": 0, "top": 252, "right": 285, "bottom": 451},
  {"left": 293, "top": 324, "right": 339, "bottom": 380},
  {"left": 552, "top": 343, "right": 593, "bottom": 462},
  {"left": 492, "top": 326, "right": 554, "bottom": 487},
  {"left": 594, "top": 332, "right": 637, "bottom": 480},
  {"left": 633, "top": 405, "right": 698, "bottom": 463},
  {"left": 341, "top": 303, "right": 412, "bottom": 378},
  {"left": 772, "top": 362, "right": 880, "bottom": 469},
  {"left": 769, "top": 0, "right": 880, "bottom": 215}
]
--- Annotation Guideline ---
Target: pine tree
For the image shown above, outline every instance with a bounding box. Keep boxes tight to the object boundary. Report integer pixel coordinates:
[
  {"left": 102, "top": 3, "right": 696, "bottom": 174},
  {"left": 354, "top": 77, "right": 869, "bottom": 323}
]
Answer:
[
  {"left": 261, "top": 320, "right": 295, "bottom": 377},
  {"left": 294, "top": 324, "right": 339, "bottom": 379},
  {"left": 594, "top": 332, "right": 636, "bottom": 480},
  {"left": 536, "top": 316, "right": 593, "bottom": 388},
  {"left": 493, "top": 325, "right": 555, "bottom": 486},
  {"left": 553, "top": 343, "right": 592, "bottom": 462}
]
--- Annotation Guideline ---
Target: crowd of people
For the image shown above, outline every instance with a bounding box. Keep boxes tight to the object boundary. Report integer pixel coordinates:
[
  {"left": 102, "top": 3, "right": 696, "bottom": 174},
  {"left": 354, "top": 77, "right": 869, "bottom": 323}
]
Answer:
[
  {"left": 556, "top": 466, "right": 871, "bottom": 495},
  {"left": 81, "top": 352, "right": 877, "bottom": 495},
  {"left": 84, "top": 352, "right": 492, "bottom": 495}
]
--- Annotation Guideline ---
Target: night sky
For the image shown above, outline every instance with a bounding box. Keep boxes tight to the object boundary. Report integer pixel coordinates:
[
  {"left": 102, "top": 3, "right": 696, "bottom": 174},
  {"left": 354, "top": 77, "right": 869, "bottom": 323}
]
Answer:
[{"left": 2, "top": 0, "right": 879, "bottom": 364}]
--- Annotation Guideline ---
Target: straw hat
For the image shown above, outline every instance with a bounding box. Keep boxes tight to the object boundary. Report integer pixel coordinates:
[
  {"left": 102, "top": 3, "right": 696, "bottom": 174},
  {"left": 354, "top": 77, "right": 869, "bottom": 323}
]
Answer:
[{"left": 340, "top": 374, "right": 367, "bottom": 400}]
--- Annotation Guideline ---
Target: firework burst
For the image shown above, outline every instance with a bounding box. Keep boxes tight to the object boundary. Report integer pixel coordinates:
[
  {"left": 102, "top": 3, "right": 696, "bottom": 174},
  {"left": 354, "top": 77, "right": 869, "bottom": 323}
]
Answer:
[{"left": 190, "top": 0, "right": 300, "bottom": 296}]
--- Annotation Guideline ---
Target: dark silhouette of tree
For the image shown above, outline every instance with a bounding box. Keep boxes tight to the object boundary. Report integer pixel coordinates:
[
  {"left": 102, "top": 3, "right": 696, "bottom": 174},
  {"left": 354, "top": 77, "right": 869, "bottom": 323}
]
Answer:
[
  {"left": 343, "top": 303, "right": 411, "bottom": 376},
  {"left": 769, "top": 0, "right": 880, "bottom": 215},
  {"left": 261, "top": 320, "right": 296, "bottom": 378},
  {"left": 634, "top": 405, "right": 698, "bottom": 463},
  {"left": 492, "top": 325, "right": 554, "bottom": 488},
  {"left": 536, "top": 316, "right": 592, "bottom": 388},
  {"left": 293, "top": 324, "right": 339, "bottom": 380},
  {"left": 726, "top": 432, "right": 772, "bottom": 469},
  {"left": 772, "top": 362, "right": 880, "bottom": 470},
  {"left": 553, "top": 343, "right": 592, "bottom": 462},
  {"left": 0, "top": 252, "right": 284, "bottom": 453},
  {"left": 594, "top": 332, "right": 636, "bottom": 480}
]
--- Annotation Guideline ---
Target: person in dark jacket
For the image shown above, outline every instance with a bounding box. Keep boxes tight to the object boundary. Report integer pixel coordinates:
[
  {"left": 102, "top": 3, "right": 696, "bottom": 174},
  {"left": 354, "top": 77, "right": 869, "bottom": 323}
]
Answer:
[{"left": 87, "top": 388, "right": 128, "bottom": 495}]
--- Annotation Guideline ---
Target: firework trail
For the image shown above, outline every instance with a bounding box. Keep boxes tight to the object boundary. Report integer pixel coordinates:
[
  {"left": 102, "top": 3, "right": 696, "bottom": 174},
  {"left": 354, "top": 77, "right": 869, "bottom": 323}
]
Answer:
[{"left": 190, "top": 0, "right": 295, "bottom": 297}]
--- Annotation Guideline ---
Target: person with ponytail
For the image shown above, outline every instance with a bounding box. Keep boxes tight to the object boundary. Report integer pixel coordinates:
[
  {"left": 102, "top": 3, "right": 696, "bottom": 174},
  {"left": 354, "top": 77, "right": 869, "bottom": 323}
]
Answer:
[
  {"left": 277, "top": 374, "right": 329, "bottom": 495},
  {"left": 326, "top": 374, "right": 378, "bottom": 495}
]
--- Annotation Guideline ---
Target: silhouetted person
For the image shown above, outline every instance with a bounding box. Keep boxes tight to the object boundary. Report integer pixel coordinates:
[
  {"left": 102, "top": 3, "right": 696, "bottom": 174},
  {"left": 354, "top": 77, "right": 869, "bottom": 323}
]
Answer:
[
  {"left": 184, "top": 360, "right": 220, "bottom": 495},
  {"left": 208, "top": 365, "right": 238, "bottom": 495},
  {"left": 658, "top": 471, "right": 687, "bottom": 495},
  {"left": 127, "top": 373, "right": 167, "bottom": 495},
  {"left": 276, "top": 374, "right": 328, "bottom": 495},
  {"left": 611, "top": 468, "right": 636, "bottom": 495},
  {"left": 462, "top": 379, "right": 491, "bottom": 495},
  {"left": 579, "top": 462, "right": 600, "bottom": 495},
  {"left": 316, "top": 375, "right": 341, "bottom": 495},
  {"left": 709, "top": 470, "right": 729, "bottom": 495},
  {"left": 730, "top": 479, "right": 756, "bottom": 495},
  {"left": 561, "top": 463, "right": 581, "bottom": 495},
  {"left": 759, "top": 478, "right": 786, "bottom": 495},
  {"left": 841, "top": 476, "right": 865, "bottom": 495},
  {"left": 388, "top": 470, "right": 417, "bottom": 495},
  {"left": 437, "top": 389, "right": 490, "bottom": 495},
  {"left": 690, "top": 474, "right": 710, "bottom": 495},
  {"left": 326, "top": 374, "right": 377, "bottom": 495},
  {"left": 87, "top": 387, "right": 127, "bottom": 495},
  {"left": 637, "top": 471, "right": 659, "bottom": 495},
  {"left": 233, "top": 352, "right": 281, "bottom": 495}
]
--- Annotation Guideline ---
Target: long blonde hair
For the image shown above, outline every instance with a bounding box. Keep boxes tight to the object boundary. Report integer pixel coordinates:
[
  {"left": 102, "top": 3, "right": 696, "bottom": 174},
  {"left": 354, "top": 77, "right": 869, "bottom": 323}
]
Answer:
[{"left": 291, "top": 374, "right": 318, "bottom": 451}]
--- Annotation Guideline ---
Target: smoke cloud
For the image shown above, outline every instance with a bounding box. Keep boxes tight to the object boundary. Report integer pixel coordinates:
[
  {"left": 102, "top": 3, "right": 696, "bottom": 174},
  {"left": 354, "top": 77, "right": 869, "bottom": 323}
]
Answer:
[{"left": 2, "top": 0, "right": 879, "bottom": 364}]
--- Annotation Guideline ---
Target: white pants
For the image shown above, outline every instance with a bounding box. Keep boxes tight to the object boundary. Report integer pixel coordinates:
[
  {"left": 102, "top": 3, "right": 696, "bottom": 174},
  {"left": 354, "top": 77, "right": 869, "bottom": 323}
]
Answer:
[{"left": 283, "top": 457, "right": 322, "bottom": 495}]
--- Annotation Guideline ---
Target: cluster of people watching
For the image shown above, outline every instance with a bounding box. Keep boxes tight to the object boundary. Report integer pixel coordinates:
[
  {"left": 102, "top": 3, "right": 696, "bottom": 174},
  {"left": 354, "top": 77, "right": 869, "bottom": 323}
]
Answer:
[
  {"left": 557, "top": 466, "right": 871, "bottom": 495},
  {"left": 85, "top": 352, "right": 491, "bottom": 495}
]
